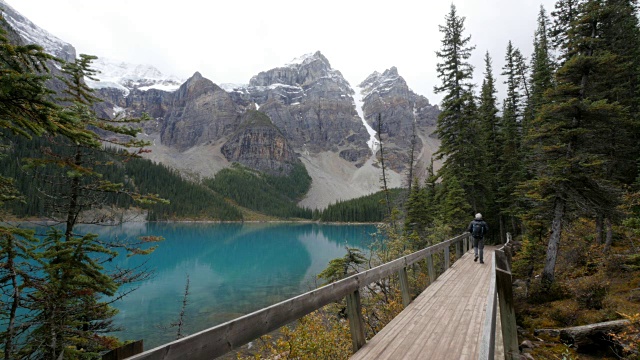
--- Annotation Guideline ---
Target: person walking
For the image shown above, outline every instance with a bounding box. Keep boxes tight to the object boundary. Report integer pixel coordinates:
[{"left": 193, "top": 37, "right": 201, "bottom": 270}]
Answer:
[{"left": 468, "top": 213, "right": 489, "bottom": 264}]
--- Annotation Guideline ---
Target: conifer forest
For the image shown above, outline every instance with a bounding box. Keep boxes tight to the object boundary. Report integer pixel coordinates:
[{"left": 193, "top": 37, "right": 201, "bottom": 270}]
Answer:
[{"left": 1, "top": 0, "right": 640, "bottom": 359}]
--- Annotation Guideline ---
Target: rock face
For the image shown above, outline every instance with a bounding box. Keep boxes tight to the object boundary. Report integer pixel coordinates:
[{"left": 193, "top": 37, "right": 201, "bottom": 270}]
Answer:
[
  {"left": 160, "top": 72, "right": 240, "bottom": 150},
  {"left": 221, "top": 110, "right": 299, "bottom": 176},
  {"left": 225, "top": 51, "right": 371, "bottom": 165},
  {"left": 5, "top": 0, "right": 443, "bottom": 207},
  {"left": 0, "top": 0, "right": 76, "bottom": 63},
  {"left": 358, "top": 67, "right": 439, "bottom": 173}
]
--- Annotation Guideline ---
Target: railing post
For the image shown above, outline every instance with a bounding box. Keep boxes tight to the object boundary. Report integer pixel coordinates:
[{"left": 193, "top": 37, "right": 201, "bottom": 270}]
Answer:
[
  {"left": 426, "top": 253, "right": 436, "bottom": 284},
  {"left": 478, "top": 259, "right": 497, "bottom": 360},
  {"left": 346, "top": 289, "right": 366, "bottom": 352},
  {"left": 102, "top": 340, "right": 143, "bottom": 360},
  {"left": 495, "top": 250, "right": 519, "bottom": 360},
  {"left": 463, "top": 236, "right": 468, "bottom": 253},
  {"left": 444, "top": 245, "right": 450, "bottom": 269},
  {"left": 398, "top": 267, "right": 411, "bottom": 308}
]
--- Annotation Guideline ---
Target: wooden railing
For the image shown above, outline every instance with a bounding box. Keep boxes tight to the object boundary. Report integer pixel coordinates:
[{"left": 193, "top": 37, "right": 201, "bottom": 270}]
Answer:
[
  {"left": 125, "top": 233, "right": 472, "bottom": 360},
  {"left": 478, "top": 234, "right": 519, "bottom": 360}
]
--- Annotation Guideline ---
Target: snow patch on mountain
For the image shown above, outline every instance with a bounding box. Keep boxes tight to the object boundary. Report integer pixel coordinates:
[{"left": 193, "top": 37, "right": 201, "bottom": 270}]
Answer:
[
  {"left": 84, "top": 57, "right": 184, "bottom": 95},
  {"left": 359, "top": 67, "right": 406, "bottom": 99},
  {"left": 352, "top": 84, "right": 379, "bottom": 154},
  {"left": 0, "top": 0, "right": 76, "bottom": 62}
]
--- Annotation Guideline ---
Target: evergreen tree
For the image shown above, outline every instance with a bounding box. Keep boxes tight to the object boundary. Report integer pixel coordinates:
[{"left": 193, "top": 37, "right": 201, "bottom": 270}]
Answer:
[
  {"left": 434, "top": 176, "right": 471, "bottom": 235},
  {"left": 529, "top": 6, "right": 555, "bottom": 122},
  {"left": 550, "top": 0, "right": 583, "bottom": 63},
  {"left": 434, "top": 4, "right": 479, "bottom": 213},
  {"left": 477, "top": 52, "right": 501, "bottom": 241},
  {"left": 519, "top": 6, "right": 556, "bottom": 241},
  {"left": 496, "top": 42, "right": 528, "bottom": 238},
  {"left": 523, "top": 0, "right": 626, "bottom": 284},
  {"left": 11, "top": 54, "right": 163, "bottom": 358},
  {"left": 404, "top": 177, "right": 428, "bottom": 237}
]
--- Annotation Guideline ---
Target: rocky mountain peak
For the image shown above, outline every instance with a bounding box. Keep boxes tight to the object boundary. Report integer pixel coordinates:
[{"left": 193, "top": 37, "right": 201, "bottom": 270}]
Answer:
[
  {"left": 177, "top": 71, "right": 217, "bottom": 98},
  {"left": 0, "top": 0, "right": 76, "bottom": 62},
  {"left": 248, "top": 51, "right": 351, "bottom": 95},
  {"left": 359, "top": 66, "right": 408, "bottom": 99},
  {"left": 85, "top": 57, "right": 184, "bottom": 96}
]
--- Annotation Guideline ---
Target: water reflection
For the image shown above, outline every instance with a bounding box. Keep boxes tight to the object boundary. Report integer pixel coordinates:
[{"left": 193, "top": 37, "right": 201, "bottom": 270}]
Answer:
[{"left": 82, "top": 222, "right": 377, "bottom": 348}]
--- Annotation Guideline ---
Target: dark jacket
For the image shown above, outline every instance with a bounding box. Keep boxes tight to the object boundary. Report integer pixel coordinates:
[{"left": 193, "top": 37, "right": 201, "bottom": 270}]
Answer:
[{"left": 468, "top": 219, "right": 488, "bottom": 239}]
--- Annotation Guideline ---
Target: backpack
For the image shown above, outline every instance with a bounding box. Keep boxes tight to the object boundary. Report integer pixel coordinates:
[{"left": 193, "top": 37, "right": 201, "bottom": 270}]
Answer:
[{"left": 472, "top": 221, "right": 485, "bottom": 238}]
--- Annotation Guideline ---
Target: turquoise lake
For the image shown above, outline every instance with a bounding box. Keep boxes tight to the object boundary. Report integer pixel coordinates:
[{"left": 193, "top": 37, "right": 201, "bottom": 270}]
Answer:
[{"left": 81, "top": 222, "right": 378, "bottom": 348}]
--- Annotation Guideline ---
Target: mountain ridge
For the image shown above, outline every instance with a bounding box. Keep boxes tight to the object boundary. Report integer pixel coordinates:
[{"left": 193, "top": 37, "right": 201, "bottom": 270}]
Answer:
[{"left": 2, "top": 2, "right": 442, "bottom": 209}]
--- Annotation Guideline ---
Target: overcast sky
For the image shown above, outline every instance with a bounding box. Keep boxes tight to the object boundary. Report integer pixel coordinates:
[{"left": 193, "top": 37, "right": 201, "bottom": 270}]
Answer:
[{"left": 10, "top": 0, "right": 556, "bottom": 105}]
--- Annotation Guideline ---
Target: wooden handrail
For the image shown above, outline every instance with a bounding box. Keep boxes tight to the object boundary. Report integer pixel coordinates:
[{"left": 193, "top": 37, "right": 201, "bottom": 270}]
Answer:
[
  {"left": 125, "top": 233, "right": 471, "bottom": 360},
  {"left": 478, "top": 233, "right": 519, "bottom": 360}
]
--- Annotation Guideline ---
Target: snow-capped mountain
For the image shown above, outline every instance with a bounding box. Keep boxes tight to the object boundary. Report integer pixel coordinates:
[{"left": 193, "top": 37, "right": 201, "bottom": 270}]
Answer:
[
  {"left": 0, "top": 1, "right": 183, "bottom": 97},
  {"left": 0, "top": 0, "right": 75, "bottom": 62},
  {"left": 84, "top": 57, "right": 185, "bottom": 96},
  {"left": 1, "top": 0, "right": 442, "bottom": 209}
]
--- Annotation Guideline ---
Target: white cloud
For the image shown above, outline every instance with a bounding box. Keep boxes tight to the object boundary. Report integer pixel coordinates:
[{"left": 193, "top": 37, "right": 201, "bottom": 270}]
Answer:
[{"left": 8, "top": 0, "right": 556, "bottom": 105}]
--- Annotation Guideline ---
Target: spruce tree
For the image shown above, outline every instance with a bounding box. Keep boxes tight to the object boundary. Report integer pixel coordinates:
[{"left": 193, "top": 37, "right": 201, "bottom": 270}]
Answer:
[
  {"left": 529, "top": 6, "right": 555, "bottom": 122},
  {"left": 496, "top": 42, "right": 527, "bottom": 238},
  {"left": 434, "top": 4, "right": 479, "bottom": 212},
  {"left": 15, "top": 54, "right": 162, "bottom": 358},
  {"left": 523, "top": 0, "right": 626, "bottom": 284},
  {"left": 477, "top": 52, "right": 501, "bottom": 241}
]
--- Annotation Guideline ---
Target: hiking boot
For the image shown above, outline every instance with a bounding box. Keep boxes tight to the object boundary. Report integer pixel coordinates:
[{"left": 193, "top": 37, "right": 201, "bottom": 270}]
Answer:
[
  {"left": 480, "top": 260, "right": 484, "bottom": 264},
  {"left": 474, "top": 255, "right": 478, "bottom": 262}
]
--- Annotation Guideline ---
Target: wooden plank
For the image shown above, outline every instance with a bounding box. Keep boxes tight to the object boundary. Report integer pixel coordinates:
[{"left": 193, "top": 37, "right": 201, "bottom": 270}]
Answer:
[
  {"left": 478, "top": 256, "right": 497, "bottom": 360},
  {"left": 102, "top": 340, "right": 143, "bottom": 360},
  {"left": 426, "top": 254, "right": 436, "bottom": 284},
  {"left": 346, "top": 290, "right": 366, "bottom": 352},
  {"left": 351, "top": 248, "right": 497, "bottom": 360},
  {"left": 398, "top": 267, "right": 411, "bottom": 308},
  {"left": 127, "top": 235, "right": 468, "bottom": 360},
  {"left": 496, "top": 267, "right": 519, "bottom": 360},
  {"left": 444, "top": 246, "right": 450, "bottom": 269}
]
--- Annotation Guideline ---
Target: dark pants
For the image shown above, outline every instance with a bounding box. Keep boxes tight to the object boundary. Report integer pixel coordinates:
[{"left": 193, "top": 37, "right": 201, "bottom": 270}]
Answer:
[{"left": 473, "top": 237, "right": 484, "bottom": 262}]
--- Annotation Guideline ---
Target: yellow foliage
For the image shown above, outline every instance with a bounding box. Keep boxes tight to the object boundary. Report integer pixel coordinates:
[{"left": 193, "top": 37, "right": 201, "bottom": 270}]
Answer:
[{"left": 610, "top": 312, "right": 640, "bottom": 358}]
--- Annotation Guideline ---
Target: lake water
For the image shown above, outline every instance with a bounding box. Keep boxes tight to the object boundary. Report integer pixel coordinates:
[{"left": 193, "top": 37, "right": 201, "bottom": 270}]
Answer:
[{"left": 85, "top": 222, "right": 378, "bottom": 348}]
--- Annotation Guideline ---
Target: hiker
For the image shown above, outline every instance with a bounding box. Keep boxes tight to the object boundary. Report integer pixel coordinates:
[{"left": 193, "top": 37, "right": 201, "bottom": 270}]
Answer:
[{"left": 468, "top": 213, "right": 489, "bottom": 264}]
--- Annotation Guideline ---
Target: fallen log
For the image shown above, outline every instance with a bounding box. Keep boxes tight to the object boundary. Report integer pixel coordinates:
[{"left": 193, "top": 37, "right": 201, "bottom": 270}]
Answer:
[
  {"left": 533, "top": 328, "right": 560, "bottom": 338},
  {"left": 559, "top": 319, "right": 630, "bottom": 351}
]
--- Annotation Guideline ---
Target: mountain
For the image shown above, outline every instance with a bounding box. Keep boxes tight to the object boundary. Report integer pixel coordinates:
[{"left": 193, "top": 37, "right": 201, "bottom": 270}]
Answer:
[
  {"left": 224, "top": 51, "right": 371, "bottom": 166},
  {"left": 2, "top": 2, "right": 441, "bottom": 210},
  {"left": 358, "top": 67, "right": 440, "bottom": 174},
  {"left": 84, "top": 57, "right": 184, "bottom": 96},
  {"left": 0, "top": 0, "right": 75, "bottom": 63}
]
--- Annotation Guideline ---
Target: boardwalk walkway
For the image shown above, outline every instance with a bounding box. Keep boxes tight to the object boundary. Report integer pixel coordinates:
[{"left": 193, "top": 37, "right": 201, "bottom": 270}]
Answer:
[{"left": 351, "top": 246, "right": 502, "bottom": 360}]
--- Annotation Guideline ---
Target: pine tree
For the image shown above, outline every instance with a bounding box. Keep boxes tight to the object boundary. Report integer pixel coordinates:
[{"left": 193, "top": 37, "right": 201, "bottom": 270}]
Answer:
[
  {"left": 550, "top": 0, "right": 583, "bottom": 63},
  {"left": 434, "top": 4, "right": 479, "bottom": 213},
  {"left": 529, "top": 6, "right": 555, "bottom": 122},
  {"left": 477, "top": 52, "right": 501, "bottom": 241},
  {"left": 15, "top": 54, "right": 163, "bottom": 358},
  {"left": 496, "top": 42, "right": 528, "bottom": 238},
  {"left": 523, "top": 0, "right": 626, "bottom": 284},
  {"left": 519, "top": 5, "right": 556, "bottom": 240}
]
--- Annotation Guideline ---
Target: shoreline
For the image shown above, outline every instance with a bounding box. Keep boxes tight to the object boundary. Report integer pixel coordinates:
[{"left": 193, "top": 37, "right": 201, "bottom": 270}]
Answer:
[{"left": 2, "top": 218, "right": 383, "bottom": 226}]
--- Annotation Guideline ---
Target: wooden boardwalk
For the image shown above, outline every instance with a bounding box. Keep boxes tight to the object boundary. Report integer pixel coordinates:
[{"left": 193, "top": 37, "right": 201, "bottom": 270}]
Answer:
[{"left": 351, "top": 246, "right": 502, "bottom": 360}]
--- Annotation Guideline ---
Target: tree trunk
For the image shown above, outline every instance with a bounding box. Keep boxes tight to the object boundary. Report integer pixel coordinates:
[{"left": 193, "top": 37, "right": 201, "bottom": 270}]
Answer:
[
  {"left": 603, "top": 217, "right": 613, "bottom": 253},
  {"left": 5, "top": 237, "right": 17, "bottom": 360},
  {"left": 377, "top": 114, "right": 391, "bottom": 218},
  {"left": 542, "top": 196, "right": 565, "bottom": 285},
  {"left": 407, "top": 120, "right": 416, "bottom": 195},
  {"left": 595, "top": 214, "right": 603, "bottom": 244},
  {"left": 559, "top": 320, "right": 629, "bottom": 351}
]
